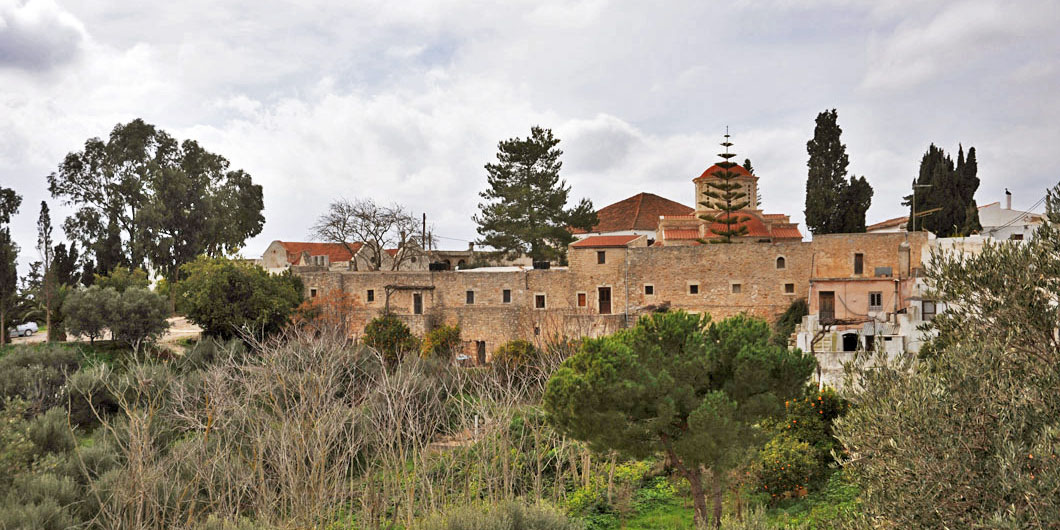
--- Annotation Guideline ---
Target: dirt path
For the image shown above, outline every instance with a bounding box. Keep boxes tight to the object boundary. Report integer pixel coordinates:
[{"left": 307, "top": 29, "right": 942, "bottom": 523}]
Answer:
[{"left": 8, "top": 316, "right": 202, "bottom": 346}]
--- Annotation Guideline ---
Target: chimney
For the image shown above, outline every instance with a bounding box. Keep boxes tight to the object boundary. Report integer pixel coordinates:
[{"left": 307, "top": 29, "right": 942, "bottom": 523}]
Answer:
[
  {"left": 1005, "top": 188, "right": 1012, "bottom": 210},
  {"left": 468, "top": 242, "right": 475, "bottom": 252}
]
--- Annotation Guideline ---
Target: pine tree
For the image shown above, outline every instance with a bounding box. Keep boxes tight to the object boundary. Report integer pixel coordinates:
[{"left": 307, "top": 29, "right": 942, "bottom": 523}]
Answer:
[
  {"left": 742, "top": 158, "right": 755, "bottom": 175},
  {"left": 804, "top": 109, "right": 872, "bottom": 234},
  {"left": 698, "top": 133, "right": 750, "bottom": 243},
  {"left": 474, "top": 126, "right": 596, "bottom": 262}
]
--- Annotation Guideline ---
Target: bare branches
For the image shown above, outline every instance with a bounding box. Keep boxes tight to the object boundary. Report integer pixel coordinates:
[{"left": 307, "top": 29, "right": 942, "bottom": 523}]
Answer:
[{"left": 310, "top": 198, "right": 430, "bottom": 271}]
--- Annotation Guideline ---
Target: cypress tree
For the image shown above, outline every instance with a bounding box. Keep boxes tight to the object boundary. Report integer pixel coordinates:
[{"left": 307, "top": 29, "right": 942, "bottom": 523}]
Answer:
[
  {"left": 698, "top": 133, "right": 750, "bottom": 243},
  {"left": 907, "top": 144, "right": 980, "bottom": 236},
  {"left": 804, "top": 109, "right": 872, "bottom": 234}
]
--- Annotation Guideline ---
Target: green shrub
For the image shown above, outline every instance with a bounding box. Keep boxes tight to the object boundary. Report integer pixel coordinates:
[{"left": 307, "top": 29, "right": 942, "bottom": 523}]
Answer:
[
  {"left": 421, "top": 324, "right": 461, "bottom": 359},
  {"left": 416, "top": 500, "right": 582, "bottom": 530},
  {"left": 26, "top": 407, "right": 75, "bottom": 455},
  {"left": 491, "top": 339, "right": 539, "bottom": 367},
  {"left": 112, "top": 287, "right": 170, "bottom": 348},
  {"left": 750, "top": 433, "right": 816, "bottom": 502},
  {"left": 363, "top": 314, "right": 418, "bottom": 364},
  {"left": 0, "top": 345, "right": 79, "bottom": 413},
  {"left": 93, "top": 266, "right": 149, "bottom": 292},
  {"left": 63, "top": 285, "right": 120, "bottom": 344},
  {"left": 565, "top": 477, "right": 618, "bottom": 530},
  {"left": 65, "top": 366, "right": 118, "bottom": 427}
]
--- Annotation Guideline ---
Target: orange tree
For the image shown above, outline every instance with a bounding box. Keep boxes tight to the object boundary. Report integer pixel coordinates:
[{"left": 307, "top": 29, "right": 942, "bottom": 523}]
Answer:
[
  {"left": 291, "top": 289, "right": 361, "bottom": 336},
  {"left": 544, "top": 311, "right": 814, "bottom": 528}
]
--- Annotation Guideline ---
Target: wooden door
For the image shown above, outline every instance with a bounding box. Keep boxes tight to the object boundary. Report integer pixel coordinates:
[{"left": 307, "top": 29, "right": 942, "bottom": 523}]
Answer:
[
  {"left": 598, "top": 287, "right": 612, "bottom": 315},
  {"left": 819, "top": 291, "right": 835, "bottom": 322}
]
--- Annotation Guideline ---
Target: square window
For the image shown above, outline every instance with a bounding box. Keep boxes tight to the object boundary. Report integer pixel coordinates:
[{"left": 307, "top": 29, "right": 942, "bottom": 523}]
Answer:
[
  {"left": 535, "top": 294, "right": 546, "bottom": 309},
  {"left": 644, "top": 284, "right": 654, "bottom": 295},
  {"left": 784, "top": 283, "right": 795, "bottom": 294},
  {"left": 310, "top": 288, "right": 318, "bottom": 298},
  {"left": 366, "top": 289, "right": 374, "bottom": 302},
  {"left": 577, "top": 292, "right": 586, "bottom": 307},
  {"left": 731, "top": 283, "right": 742, "bottom": 294},
  {"left": 502, "top": 289, "right": 511, "bottom": 303},
  {"left": 689, "top": 284, "right": 699, "bottom": 295},
  {"left": 466, "top": 290, "right": 475, "bottom": 304},
  {"left": 869, "top": 291, "right": 882, "bottom": 311},
  {"left": 597, "top": 251, "right": 606, "bottom": 264}
]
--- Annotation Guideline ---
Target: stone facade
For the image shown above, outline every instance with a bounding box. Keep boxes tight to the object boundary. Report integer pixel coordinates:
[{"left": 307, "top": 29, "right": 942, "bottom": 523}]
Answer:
[{"left": 294, "top": 231, "right": 929, "bottom": 366}]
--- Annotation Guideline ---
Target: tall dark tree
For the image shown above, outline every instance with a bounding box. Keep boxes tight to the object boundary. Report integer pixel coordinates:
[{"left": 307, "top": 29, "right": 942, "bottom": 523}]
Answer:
[
  {"left": 906, "top": 144, "right": 981, "bottom": 236},
  {"left": 804, "top": 109, "right": 873, "bottom": 234},
  {"left": 474, "top": 126, "right": 596, "bottom": 262},
  {"left": 698, "top": 133, "right": 750, "bottom": 243},
  {"left": 37, "top": 201, "right": 54, "bottom": 341},
  {"left": 49, "top": 119, "right": 265, "bottom": 305},
  {"left": 0, "top": 186, "right": 21, "bottom": 344},
  {"left": 51, "top": 243, "right": 81, "bottom": 288},
  {"left": 742, "top": 158, "right": 755, "bottom": 175}
]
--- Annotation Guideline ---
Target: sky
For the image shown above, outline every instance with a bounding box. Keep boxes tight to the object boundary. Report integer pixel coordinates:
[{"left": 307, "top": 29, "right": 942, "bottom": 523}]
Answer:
[{"left": 2, "top": 0, "right": 1059, "bottom": 270}]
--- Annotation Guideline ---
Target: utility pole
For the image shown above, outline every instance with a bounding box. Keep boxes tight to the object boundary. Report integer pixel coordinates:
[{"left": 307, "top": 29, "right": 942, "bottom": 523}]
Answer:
[{"left": 911, "top": 184, "right": 932, "bottom": 231}]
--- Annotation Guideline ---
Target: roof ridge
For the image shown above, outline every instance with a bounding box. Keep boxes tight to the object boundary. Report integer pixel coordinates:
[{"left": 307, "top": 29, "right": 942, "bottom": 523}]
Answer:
[{"left": 630, "top": 193, "right": 646, "bottom": 230}]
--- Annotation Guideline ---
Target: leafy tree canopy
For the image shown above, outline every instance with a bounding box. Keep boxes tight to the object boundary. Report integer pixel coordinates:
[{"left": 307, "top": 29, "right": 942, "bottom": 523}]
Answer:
[
  {"left": 544, "top": 311, "right": 815, "bottom": 527},
  {"left": 474, "top": 126, "right": 597, "bottom": 262},
  {"left": 804, "top": 109, "right": 873, "bottom": 234}
]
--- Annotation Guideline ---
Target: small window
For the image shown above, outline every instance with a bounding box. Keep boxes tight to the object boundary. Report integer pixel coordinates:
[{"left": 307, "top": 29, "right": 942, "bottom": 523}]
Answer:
[
  {"left": 1011, "top": 233, "right": 1024, "bottom": 241},
  {"left": 535, "top": 294, "right": 546, "bottom": 309},
  {"left": 533, "top": 326, "right": 540, "bottom": 336},
  {"left": 784, "top": 283, "right": 795, "bottom": 294},
  {"left": 922, "top": 300, "right": 936, "bottom": 321},
  {"left": 577, "top": 292, "right": 586, "bottom": 307},
  {"left": 689, "top": 284, "right": 699, "bottom": 295},
  {"left": 502, "top": 289, "right": 511, "bottom": 303},
  {"left": 731, "top": 283, "right": 742, "bottom": 294},
  {"left": 466, "top": 290, "right": 475, "bottom": 304},
  {"left": 644, "top": 284, "right": 654, "bottom": 295},
  {"left": 776, "top": 256, "right": 786, "bottom": 270},
  {"left": 854, "top": 253, "right": 864, "bottom": 275},
  {"left": 869, "top": 292, "right": 883, "bottom": 311},
  {"left": 310, "top": 288, "right": 318, "bottom": 298},
  {"left": 597, "top": 251, "right": 606, "bottom": 264},
  {"left": 411, "top": 256, "right": 417, "bottom": 263},
  {"left": 366, "top": 289, "right": 374, "bottom": 302},
  {"left": 413, "top": 293, "right": 423, "bottom": 315}
]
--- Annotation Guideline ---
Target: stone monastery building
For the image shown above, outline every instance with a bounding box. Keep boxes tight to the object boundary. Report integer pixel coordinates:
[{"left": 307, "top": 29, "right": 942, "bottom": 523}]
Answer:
[{"left": 290, "top": 153, "right": 931, "bottom": 367}]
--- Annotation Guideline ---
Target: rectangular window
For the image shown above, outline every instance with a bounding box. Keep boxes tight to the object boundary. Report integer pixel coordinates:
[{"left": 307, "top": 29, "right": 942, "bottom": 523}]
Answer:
[
  {"left": 923, "top": 300, "right": 936, "bottom": 321},
  {"left": 869, "top": 291, "right": 883, "bottom": 311},
  {"left": 310, "top": 288, "right": 318, "bottom": 298},
  {"left": 366, "top": 289, "right": 374, "bottom": 302},
  {"left": 644, "top": 284, "right": 654, "bottom": 295},
  {"left": 731, "top": 283, "right": 742, "bottom": 294},
  {"left": 577, "top": 292, "right": 586, "bottom": 307},
  {"left": 535, "top": 294, "right": 546, "bottom": 309},
  {"left": 413, "top": 293, "right": 423, "bottom": 315},
  {"left": 1011, "top": 233, "right": 1024, "bottom": 241},
  {"left": 784, "top": 283, "right": 795, "bottom": 294},
  {"left": 466, "top": 290, "right": 475, "bottom": 304},
  {"left": 689, "top": 284, "right": 699, "bottom": 295},
  {"left": 502, "top": 289, "right": 511, "bottom": 304},
  {"left": 854, "top": 253, "right": 864, "bottom": 275},
  {"left": 597, "top": 251, "right": 606, "bottom": 264}
]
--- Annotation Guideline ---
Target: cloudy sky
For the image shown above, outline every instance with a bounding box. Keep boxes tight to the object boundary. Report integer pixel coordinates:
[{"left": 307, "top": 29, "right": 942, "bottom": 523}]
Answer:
[{"left": 2, "top": 0, "right": 1059, "bottom": 268}]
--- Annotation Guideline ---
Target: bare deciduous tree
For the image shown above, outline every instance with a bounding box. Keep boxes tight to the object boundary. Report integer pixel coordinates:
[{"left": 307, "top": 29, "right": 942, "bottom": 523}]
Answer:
[{"left": 310, "top": 198, "right": 431, "bottom": 271}]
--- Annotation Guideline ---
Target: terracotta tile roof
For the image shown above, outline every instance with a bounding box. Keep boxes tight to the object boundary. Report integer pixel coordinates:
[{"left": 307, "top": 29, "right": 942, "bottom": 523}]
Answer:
[
  {"left": 865, "top": 215, "right": 909, "bottom": 231},
  {"left": 278, "top": 241, "right": 361, "bottom": 264},
  {"left": 770, "top": 225, "right": 804, "bottom": 239},
  {"left": 762, "top": 213, "right": 789, "bottom": 220},
  {"left": 694, "top": 163, "right": 753, "bottom": 181},
  {"left": 571, "top": 235, "right": 641, "bottom": 248},
  {"left": 384, "top": 248, "right": 399, "bottom": 257},
  {"left": 660, "top": 214, "right": 698, "bottom": 221},
  {"left": 699, "top": 215, "right": 773, "bottom": 238},
  {"left": 663, "top": 229, "right": 701, "bottom": 240},
  {"left": 573, "top": 192, "right": 692, "bottom": 234}
]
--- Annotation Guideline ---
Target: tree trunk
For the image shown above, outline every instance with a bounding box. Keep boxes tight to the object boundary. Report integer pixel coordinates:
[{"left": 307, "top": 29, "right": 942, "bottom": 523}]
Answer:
[
  {"left": 665, "top": 445, "right": 708, "bottom": 528},
  {"left": 45, "top": 275, "right": 52, "bottom": 343},
  {"left": 712, "top": 473, "right": 724, "bottom": 529}
]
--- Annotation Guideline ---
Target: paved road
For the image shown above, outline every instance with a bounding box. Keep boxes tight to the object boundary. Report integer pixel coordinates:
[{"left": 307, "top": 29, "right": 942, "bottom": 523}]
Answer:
[{"left": 8, "top": 316, "right": 202, "bottom": 345}]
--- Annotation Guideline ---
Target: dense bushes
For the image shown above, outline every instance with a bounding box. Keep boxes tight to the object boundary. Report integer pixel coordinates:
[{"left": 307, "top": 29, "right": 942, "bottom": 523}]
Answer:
[
  {"left": 63, "top": 286, "right": 169, "bottom": 348},
  {"left": 363, "top": 314, "right": 419, "bottom": 362},
  {"left": 421, "top": 324, "right": 462, "bottom": 359},
  {"left": 417, "top": 501, "right": 582, "bottom": 530},
  {"left": 178, "top": 256, "right": 303, "bottom": 339},
  {"left": 0, "top": 344, "right": 80, "bottom": 414}
]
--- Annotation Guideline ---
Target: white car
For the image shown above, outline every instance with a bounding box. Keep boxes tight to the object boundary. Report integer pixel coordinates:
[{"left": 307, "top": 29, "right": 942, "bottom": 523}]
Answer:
[{"left": 8, "top": 322, "right": 38, "bottom": 337}]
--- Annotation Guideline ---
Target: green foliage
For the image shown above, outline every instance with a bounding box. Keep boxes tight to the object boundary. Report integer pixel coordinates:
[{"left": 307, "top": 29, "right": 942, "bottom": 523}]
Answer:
[
  {"left": 0, "top": 226, "right": 18, "bottom": 345},
  {"left": 492, "top": 339, "right": 539, "bottom": 367},
  {"left": 474, "top": 126, "right": 597, "bottom": 262},
  {"left": 836, "top": 183, "right": 1060, "bottom": 527},
  {"left": 48, "top": 118, "right": 264, "bottom": 275},
  {"left": 544, "top": 311, "right": 815, "bottom": 526},
  {"left": 363, "top": 314, "right": 419, "bottom": 363},
  {"left": 0, "top": 344, "right": 80, "bottom": 414},
  {"left": 179, "top": 256, "right": 303, "bottom": 339},
  {"left": 764, "top": 470, "right": 863, "bottom": 529},
  {"left": 772, "top": 298, "right": 808, "bottom": 347},
  {"left": 94, "top": 265, "right": 150, "bottom": 292},
  {"left": 804, "top": 109, "right": 873, "bottom": 235},
  {"left": 422, "top": 324, "right": 462, "bottom": 359},
  {"left": 751, "top": 433, "right": 815, "bottom": 502},
  {"left": 698, "top": 133, "right": 751, "bottom": 242},
  {"left": 416, "top": 501, "right": 583, "bottom": 530},
  {"left": 0, "top": 398, "right": 34, "bottom": 489},
  {"left": 111, "top": 287, "right": 169, "bottom": 348},
  {"left": 62, "top": 285, "right": 119, "bottom": 343},
  {"left": 905, "top": 143, "right": 981, "bottom": 236}
]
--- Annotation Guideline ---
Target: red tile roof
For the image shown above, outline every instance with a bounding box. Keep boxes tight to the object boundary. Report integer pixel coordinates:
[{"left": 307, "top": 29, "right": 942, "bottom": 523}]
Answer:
[
  {"left": 279, "top": 241, "right": 362, "bottom": 264},
  {"left": 694, "top": 163, "right": 753, "bottom": 181},
  {"left": 770, "top": 225, "right": 804, "bottom": 239},
  {"left": 663, "top": 229, "right": 702, "bottom": 240},
  {"left": 384, "top": 248, "right": 399, "bottom": 257},
  {"left": 571, "top": 235, "right": 641, "bottom": 248},
  {"left": 699, "top": 215, "right": 773, "bottom": 238},
  {"left": 572, "top": 193, "right": 692, "bottom": 234}
]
